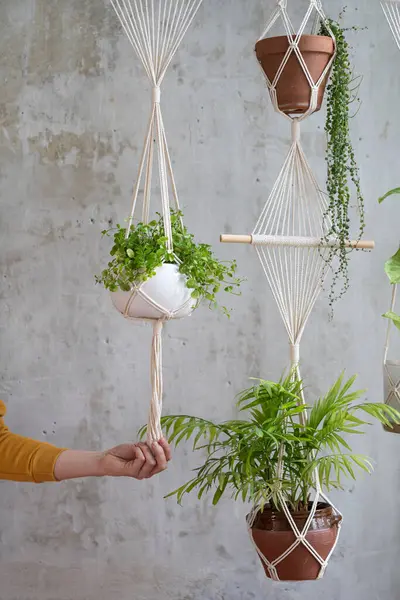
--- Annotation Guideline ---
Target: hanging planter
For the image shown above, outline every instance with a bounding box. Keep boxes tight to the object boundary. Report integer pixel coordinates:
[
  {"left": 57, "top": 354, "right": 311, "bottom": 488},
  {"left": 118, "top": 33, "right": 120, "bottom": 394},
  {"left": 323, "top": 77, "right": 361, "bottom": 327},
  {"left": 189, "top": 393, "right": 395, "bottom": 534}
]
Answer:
[
  {"left": 250, "top": 503, "right": 340, "bottom": 581},
  {"left": 97, "top": 211, "right": 242, "bottom": 321},
  {"left": 383, "top": 358, "right": 400, "bottom": 434},
  {"left": 380, "top": 188, "right": 400, "bottom": 433},
  {"left": 255, "top": 34, "right": 335, "bottom": 115},
  {"left": 254, "top": 3, "right": 367, "bottom": 309},
  {"left": 140, "top": 373, "right": 399, "bottom": 581},
  {"left": 111, "top": 264, "right": 196, "bottom": 321}
]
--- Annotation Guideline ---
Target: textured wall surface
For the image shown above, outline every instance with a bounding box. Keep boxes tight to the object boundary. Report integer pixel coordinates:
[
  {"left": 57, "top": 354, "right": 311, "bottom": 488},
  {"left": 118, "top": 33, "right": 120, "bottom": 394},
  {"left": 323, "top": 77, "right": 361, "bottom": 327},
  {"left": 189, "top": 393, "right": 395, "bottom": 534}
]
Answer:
[{"left": 1, "top": 1, "right": 400, "bottom": 599}]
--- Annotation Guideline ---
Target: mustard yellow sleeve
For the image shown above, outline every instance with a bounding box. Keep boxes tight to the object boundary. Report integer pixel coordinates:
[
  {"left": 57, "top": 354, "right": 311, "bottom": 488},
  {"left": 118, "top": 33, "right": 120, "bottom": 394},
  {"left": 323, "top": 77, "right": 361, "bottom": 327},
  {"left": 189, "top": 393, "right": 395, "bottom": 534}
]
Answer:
[{"left": 0, "top": 400, "right": 66, "bottom": 483}]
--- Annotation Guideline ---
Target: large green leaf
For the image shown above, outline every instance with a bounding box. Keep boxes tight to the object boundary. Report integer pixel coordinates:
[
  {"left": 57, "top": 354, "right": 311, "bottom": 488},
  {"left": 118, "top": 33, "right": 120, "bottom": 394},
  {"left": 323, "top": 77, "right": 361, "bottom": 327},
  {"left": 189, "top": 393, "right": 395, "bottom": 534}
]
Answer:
[
  {"left": 383, "top": 311, "right": 400, "bottom": 332},
  {"left": 385, "top": 249, "right": 400, "bottom": 284},
  {"left": 378, "top": 187, "right": 400, "bottom": 204}
]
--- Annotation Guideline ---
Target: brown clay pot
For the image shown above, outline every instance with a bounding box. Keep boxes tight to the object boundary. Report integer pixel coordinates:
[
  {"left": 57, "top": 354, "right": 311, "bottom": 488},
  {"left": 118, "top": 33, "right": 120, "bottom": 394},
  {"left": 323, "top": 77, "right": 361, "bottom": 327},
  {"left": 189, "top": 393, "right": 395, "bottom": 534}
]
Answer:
[
  {"left": 255, "top": 35, "right": 335, "bottom": 115},
  {"left": 250, "top": 503, "right": 341, "bottom": 581},
  {"left": 384, "top": 423, "right": 400, "bottom": 434}
]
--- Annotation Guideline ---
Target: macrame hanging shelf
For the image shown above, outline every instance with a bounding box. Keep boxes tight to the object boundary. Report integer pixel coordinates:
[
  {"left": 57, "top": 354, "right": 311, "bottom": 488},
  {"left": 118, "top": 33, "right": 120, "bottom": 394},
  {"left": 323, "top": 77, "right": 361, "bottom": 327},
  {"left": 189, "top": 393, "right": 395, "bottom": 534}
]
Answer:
[
  {"left": 221, "top": 0, "right": 374, "bottom": 582},
  {"left": 381, "top": 1, "right": 400, "bottom": 432},
  {"left": 109, "top": 0, "right": 203, "bottom": 443}
]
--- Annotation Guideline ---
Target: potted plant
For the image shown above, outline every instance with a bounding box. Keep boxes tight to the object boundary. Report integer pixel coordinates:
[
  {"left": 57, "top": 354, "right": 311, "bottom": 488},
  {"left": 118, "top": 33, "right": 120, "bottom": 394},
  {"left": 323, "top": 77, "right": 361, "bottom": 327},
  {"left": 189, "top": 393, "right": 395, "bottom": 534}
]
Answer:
[
  {"left": 255, "top": 31, "right": 335, "bottom": 115},
  {"left": 96, "top": 210, "right": 242, "bottom": 320},
  {"left": 256, "top": 14, "right": 366, "bottom": 308},
  {"left": 379, "top": 187, "right": 400, "bottom": 433},
  {"left": 143, "top": 373, "right": 400, "bottom": 581}
]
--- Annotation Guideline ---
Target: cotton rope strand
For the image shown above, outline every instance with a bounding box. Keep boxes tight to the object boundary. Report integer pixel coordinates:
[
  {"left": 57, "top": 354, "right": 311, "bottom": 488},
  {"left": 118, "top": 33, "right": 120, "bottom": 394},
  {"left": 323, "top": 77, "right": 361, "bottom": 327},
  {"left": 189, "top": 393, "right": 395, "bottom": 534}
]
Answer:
[
  {"left": 381, "top": 0, "right": 400, "bottom": 50},
  {"left": 252, "top": 119, "right": 332, "bottom": 348},
  {"left": 110, "top": 0, "right": 203, "bottom": 444},
  {"left": 383, "top": 285, "right": 400, "bottom": 416}
]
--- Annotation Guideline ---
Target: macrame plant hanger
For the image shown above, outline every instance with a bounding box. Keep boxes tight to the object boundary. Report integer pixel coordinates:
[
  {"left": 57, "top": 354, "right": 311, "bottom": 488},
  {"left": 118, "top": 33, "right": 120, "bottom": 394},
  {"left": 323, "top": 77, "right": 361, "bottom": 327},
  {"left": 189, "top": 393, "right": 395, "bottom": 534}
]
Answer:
[
  {"left": 381, "top": 1, "right": 400, "bottom": 431},
  {"left": 110, "top": 0, "right": 203, "bottom": 443},
  {"left": 221, "top": 0, "right": 374, "bottom": 581},
  {"left": 383, "top": 285, "right": 400, "bottom": 432}
]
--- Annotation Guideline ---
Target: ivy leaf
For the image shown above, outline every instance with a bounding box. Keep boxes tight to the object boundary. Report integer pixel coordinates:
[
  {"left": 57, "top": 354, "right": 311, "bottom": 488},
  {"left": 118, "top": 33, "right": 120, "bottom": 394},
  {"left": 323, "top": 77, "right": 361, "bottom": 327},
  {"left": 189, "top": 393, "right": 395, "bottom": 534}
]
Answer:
[
  {"left": 383, "top": 311, "right": 400, "bottom": 331},
  {"left": 385, "top": 249, "right": 400, "bottom": 285},
  {"left": 378, "top": 187, "right": 400, "bottom": 204}
]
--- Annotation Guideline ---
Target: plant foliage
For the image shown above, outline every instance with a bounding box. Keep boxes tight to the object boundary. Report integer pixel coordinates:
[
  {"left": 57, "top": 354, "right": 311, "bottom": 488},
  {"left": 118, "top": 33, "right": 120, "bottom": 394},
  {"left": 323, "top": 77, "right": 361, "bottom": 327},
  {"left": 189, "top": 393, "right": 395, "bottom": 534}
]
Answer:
[
  {"left": 96, "top": 210, "right": 243, "bottom": 315},
  {"left": 141, "top": 373, "right": 400, "bottom": 512},
  {"left": 319, "top": 16, "right": 365, "bottom": 308}
]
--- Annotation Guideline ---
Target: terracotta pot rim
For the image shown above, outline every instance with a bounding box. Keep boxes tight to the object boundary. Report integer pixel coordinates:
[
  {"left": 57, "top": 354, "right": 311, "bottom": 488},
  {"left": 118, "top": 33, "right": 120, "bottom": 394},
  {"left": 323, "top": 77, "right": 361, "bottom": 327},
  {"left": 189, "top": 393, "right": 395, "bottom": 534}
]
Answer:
[
  {"left": 255, "top": 34, "right": 334, "bottom": 57},
  {"left": 249, "top": 502, "right": 342, "bottom": 533},
  {"left": 384, "top": 423, "right": 400, "bottom": 434}
]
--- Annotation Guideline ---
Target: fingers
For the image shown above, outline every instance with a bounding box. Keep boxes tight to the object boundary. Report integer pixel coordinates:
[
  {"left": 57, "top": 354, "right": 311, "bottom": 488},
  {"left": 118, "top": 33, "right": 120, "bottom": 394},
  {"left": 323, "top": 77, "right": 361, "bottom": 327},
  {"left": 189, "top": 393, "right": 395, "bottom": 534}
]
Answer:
[
  {"left": 158, "top": 438, "right": 172, "bottom": 462},
  {"left": 148, "top": 441, "right": 169, "bottom": 476},
  {"left": 135, "top": 443, "right": 157, "bottom": 480}
]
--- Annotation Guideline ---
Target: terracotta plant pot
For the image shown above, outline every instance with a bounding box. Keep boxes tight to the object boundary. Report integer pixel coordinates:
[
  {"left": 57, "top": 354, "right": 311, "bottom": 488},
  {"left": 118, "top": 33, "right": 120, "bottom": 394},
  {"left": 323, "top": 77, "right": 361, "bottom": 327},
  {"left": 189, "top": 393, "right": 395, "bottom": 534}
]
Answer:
[
  {"left": 250, "top": 503, "right": 341, "bottom": 581},
  {"left": 255, "top": 35, "right": 335, "bottom": 115},
  {"left": 383, "top": 360, "right": 400, "bottom": 434}
]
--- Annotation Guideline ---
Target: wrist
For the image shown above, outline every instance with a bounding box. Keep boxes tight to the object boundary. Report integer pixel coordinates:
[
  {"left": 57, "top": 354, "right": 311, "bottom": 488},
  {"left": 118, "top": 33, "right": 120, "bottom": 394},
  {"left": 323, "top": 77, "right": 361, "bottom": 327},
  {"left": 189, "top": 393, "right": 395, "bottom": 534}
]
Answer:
[{"left": 54, "top": 450, "right": 106, "bottom": 481}]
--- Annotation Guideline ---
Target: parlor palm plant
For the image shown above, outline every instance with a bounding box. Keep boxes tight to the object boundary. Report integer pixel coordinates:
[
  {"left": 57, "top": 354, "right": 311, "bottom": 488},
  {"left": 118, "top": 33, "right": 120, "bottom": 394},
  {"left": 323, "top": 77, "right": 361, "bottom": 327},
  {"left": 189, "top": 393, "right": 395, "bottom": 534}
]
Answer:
[
  {"left": 151, "top": 373, "right": 398, "bottom": 511},
  {"left": 141, "top": 373, "right": 400, "bottom": 580}
]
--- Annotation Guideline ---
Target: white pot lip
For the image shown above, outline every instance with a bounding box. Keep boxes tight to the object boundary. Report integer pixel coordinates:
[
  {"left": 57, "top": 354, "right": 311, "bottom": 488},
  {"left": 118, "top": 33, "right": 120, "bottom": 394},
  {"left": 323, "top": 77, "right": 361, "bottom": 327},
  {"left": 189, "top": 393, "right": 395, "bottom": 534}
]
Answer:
[{"left": 110, "top": 262, "right": 188, "bottom": 296}]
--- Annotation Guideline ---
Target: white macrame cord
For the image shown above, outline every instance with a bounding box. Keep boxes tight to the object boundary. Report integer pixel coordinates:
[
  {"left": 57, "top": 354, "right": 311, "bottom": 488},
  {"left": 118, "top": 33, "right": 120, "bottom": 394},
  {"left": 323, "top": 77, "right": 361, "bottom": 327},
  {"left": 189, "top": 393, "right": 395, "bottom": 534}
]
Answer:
[
  {"left": 383, "top": 285, "right": 400, "bottom": 416},
  {"left": 110, "top": 0, "right": 203, "bottom": 443},
  {"left": 381, "top": 0, "right": 400, "bottom": 50}
]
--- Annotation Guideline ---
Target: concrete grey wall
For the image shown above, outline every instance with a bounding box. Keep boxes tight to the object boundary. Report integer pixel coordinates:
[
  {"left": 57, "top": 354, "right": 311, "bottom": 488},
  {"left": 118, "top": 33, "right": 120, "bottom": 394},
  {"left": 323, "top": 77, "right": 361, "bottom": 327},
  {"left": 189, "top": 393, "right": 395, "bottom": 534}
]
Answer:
[{"left": 1, "top": 1, "right": 400, "bottom": 598}]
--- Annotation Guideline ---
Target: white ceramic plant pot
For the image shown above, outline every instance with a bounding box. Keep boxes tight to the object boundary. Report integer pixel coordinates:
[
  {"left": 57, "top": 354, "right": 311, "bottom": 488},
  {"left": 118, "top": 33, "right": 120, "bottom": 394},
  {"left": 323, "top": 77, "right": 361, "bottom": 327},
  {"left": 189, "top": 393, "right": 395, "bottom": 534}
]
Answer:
[
  {"left": 111, "top": 263, "right": 196, "bottom": 320},
  {"left": 383, "top": 360, "right": 400, "bottom": 434}
]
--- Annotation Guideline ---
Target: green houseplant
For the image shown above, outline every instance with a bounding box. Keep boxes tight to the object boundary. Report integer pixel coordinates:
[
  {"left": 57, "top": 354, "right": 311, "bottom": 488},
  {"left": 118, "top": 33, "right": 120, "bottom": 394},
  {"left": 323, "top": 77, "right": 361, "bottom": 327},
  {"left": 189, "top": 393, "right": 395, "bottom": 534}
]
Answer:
[
  {"left": 96, "top": 210, "right": 242, "bottom": 319},
  {"left": 379, "top": 187, "right": 400, "bottom": 433},
  {"left": 143, "top": 373, "right": 400, "bottom": 581}
]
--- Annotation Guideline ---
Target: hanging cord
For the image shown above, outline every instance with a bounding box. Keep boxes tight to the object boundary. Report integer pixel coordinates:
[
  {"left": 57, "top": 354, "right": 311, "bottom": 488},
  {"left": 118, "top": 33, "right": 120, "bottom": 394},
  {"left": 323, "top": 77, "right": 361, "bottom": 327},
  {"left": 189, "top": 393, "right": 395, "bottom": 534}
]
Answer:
[
  {"left": 147, "top": 319, "right": 165, "bottom": 443},
  {"left": 384, "top": 284, "right": 398, "bottom": 364},
  {"left": 381, "top": 1, "right": 400, "bottom": 51}
]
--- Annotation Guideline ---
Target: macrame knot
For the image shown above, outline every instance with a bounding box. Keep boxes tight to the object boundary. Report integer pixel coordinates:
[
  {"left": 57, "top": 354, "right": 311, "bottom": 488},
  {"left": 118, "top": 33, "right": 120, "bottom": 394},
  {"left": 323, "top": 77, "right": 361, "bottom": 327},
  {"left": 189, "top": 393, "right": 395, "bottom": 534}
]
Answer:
[
  {"left": 270, "top": 481, "right": 282, "bottom": 493},
  {"left": 291, "top": 118, "right": 300, "bottom": 143},
  {"left": 290, "top": 343, "right": 300, "bottom": 365},
  {"left": 152, "top": 86, "right": 161, "bottom": 104},
  {"left": 153, "top": 318, "right": 164, "bottom": 335}
]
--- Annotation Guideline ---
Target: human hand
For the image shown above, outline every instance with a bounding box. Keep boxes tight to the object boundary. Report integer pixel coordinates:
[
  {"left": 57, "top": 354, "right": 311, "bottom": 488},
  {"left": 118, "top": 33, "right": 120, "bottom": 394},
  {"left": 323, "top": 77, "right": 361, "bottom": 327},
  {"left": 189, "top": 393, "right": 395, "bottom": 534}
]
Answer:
[
  {"left": 54, "top": 439, "right": 172, "bottom": 482},
  {"left": 101, "top": 439, "right": 172, "bottom": 479}
]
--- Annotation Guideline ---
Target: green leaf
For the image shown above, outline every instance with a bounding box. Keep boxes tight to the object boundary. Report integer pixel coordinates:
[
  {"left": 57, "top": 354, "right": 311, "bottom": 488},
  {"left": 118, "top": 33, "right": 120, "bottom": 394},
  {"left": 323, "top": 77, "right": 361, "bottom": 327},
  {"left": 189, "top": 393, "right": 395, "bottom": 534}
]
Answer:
[
  {"left": 385, "top": 249, "right": 400, "bottom": 285},
  {"left": 383, "top": 311, "right": 400, "bottom": 331},
  {"left": 378, "top": 187, "right": 400, "bottom": 204}
]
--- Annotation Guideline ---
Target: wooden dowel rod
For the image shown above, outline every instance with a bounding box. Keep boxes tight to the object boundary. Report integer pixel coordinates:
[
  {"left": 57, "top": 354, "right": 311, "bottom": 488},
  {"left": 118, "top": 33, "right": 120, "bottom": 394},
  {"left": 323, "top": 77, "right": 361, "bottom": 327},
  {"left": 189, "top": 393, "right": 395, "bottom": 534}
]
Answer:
[
  {"left": 220, "top": 234, "right": 252, "bottom": 244},
  {"left": 220, "top": 234, "right": 375, "bottom": 250}
]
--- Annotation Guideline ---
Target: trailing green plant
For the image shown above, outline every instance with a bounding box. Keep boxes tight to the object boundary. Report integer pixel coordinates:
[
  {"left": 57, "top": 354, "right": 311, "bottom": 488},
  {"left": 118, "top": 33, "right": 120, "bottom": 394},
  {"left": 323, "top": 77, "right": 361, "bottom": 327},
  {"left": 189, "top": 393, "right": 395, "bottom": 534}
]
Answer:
[
  {"left": 319, "top": 14, "right": 366, "bottom": 309},
  {"left": 141, "top": 373, "right": 400, "bottom": 512},
  {"left": 96, "top": 210, "right": 243, "bottom": 316},
  {"left": 379, "top": 187, "right": 400, "bottom": 330}
]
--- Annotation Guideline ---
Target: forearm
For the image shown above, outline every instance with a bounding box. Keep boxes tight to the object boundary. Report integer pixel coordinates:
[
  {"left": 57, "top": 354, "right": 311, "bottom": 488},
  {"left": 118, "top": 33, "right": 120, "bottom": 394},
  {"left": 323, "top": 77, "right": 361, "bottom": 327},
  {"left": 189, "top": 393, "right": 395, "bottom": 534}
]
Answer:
[{"left": 53, "top": 450, "right": 105, "bottom": 481}]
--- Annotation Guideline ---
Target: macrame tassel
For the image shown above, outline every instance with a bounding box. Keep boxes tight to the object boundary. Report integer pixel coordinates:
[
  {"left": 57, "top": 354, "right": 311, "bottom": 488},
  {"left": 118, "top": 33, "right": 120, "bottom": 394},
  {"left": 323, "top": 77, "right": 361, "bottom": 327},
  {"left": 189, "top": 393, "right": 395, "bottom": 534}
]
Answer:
[{"left": 147, "top": 319, "right": 164, "bottom": 444}]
